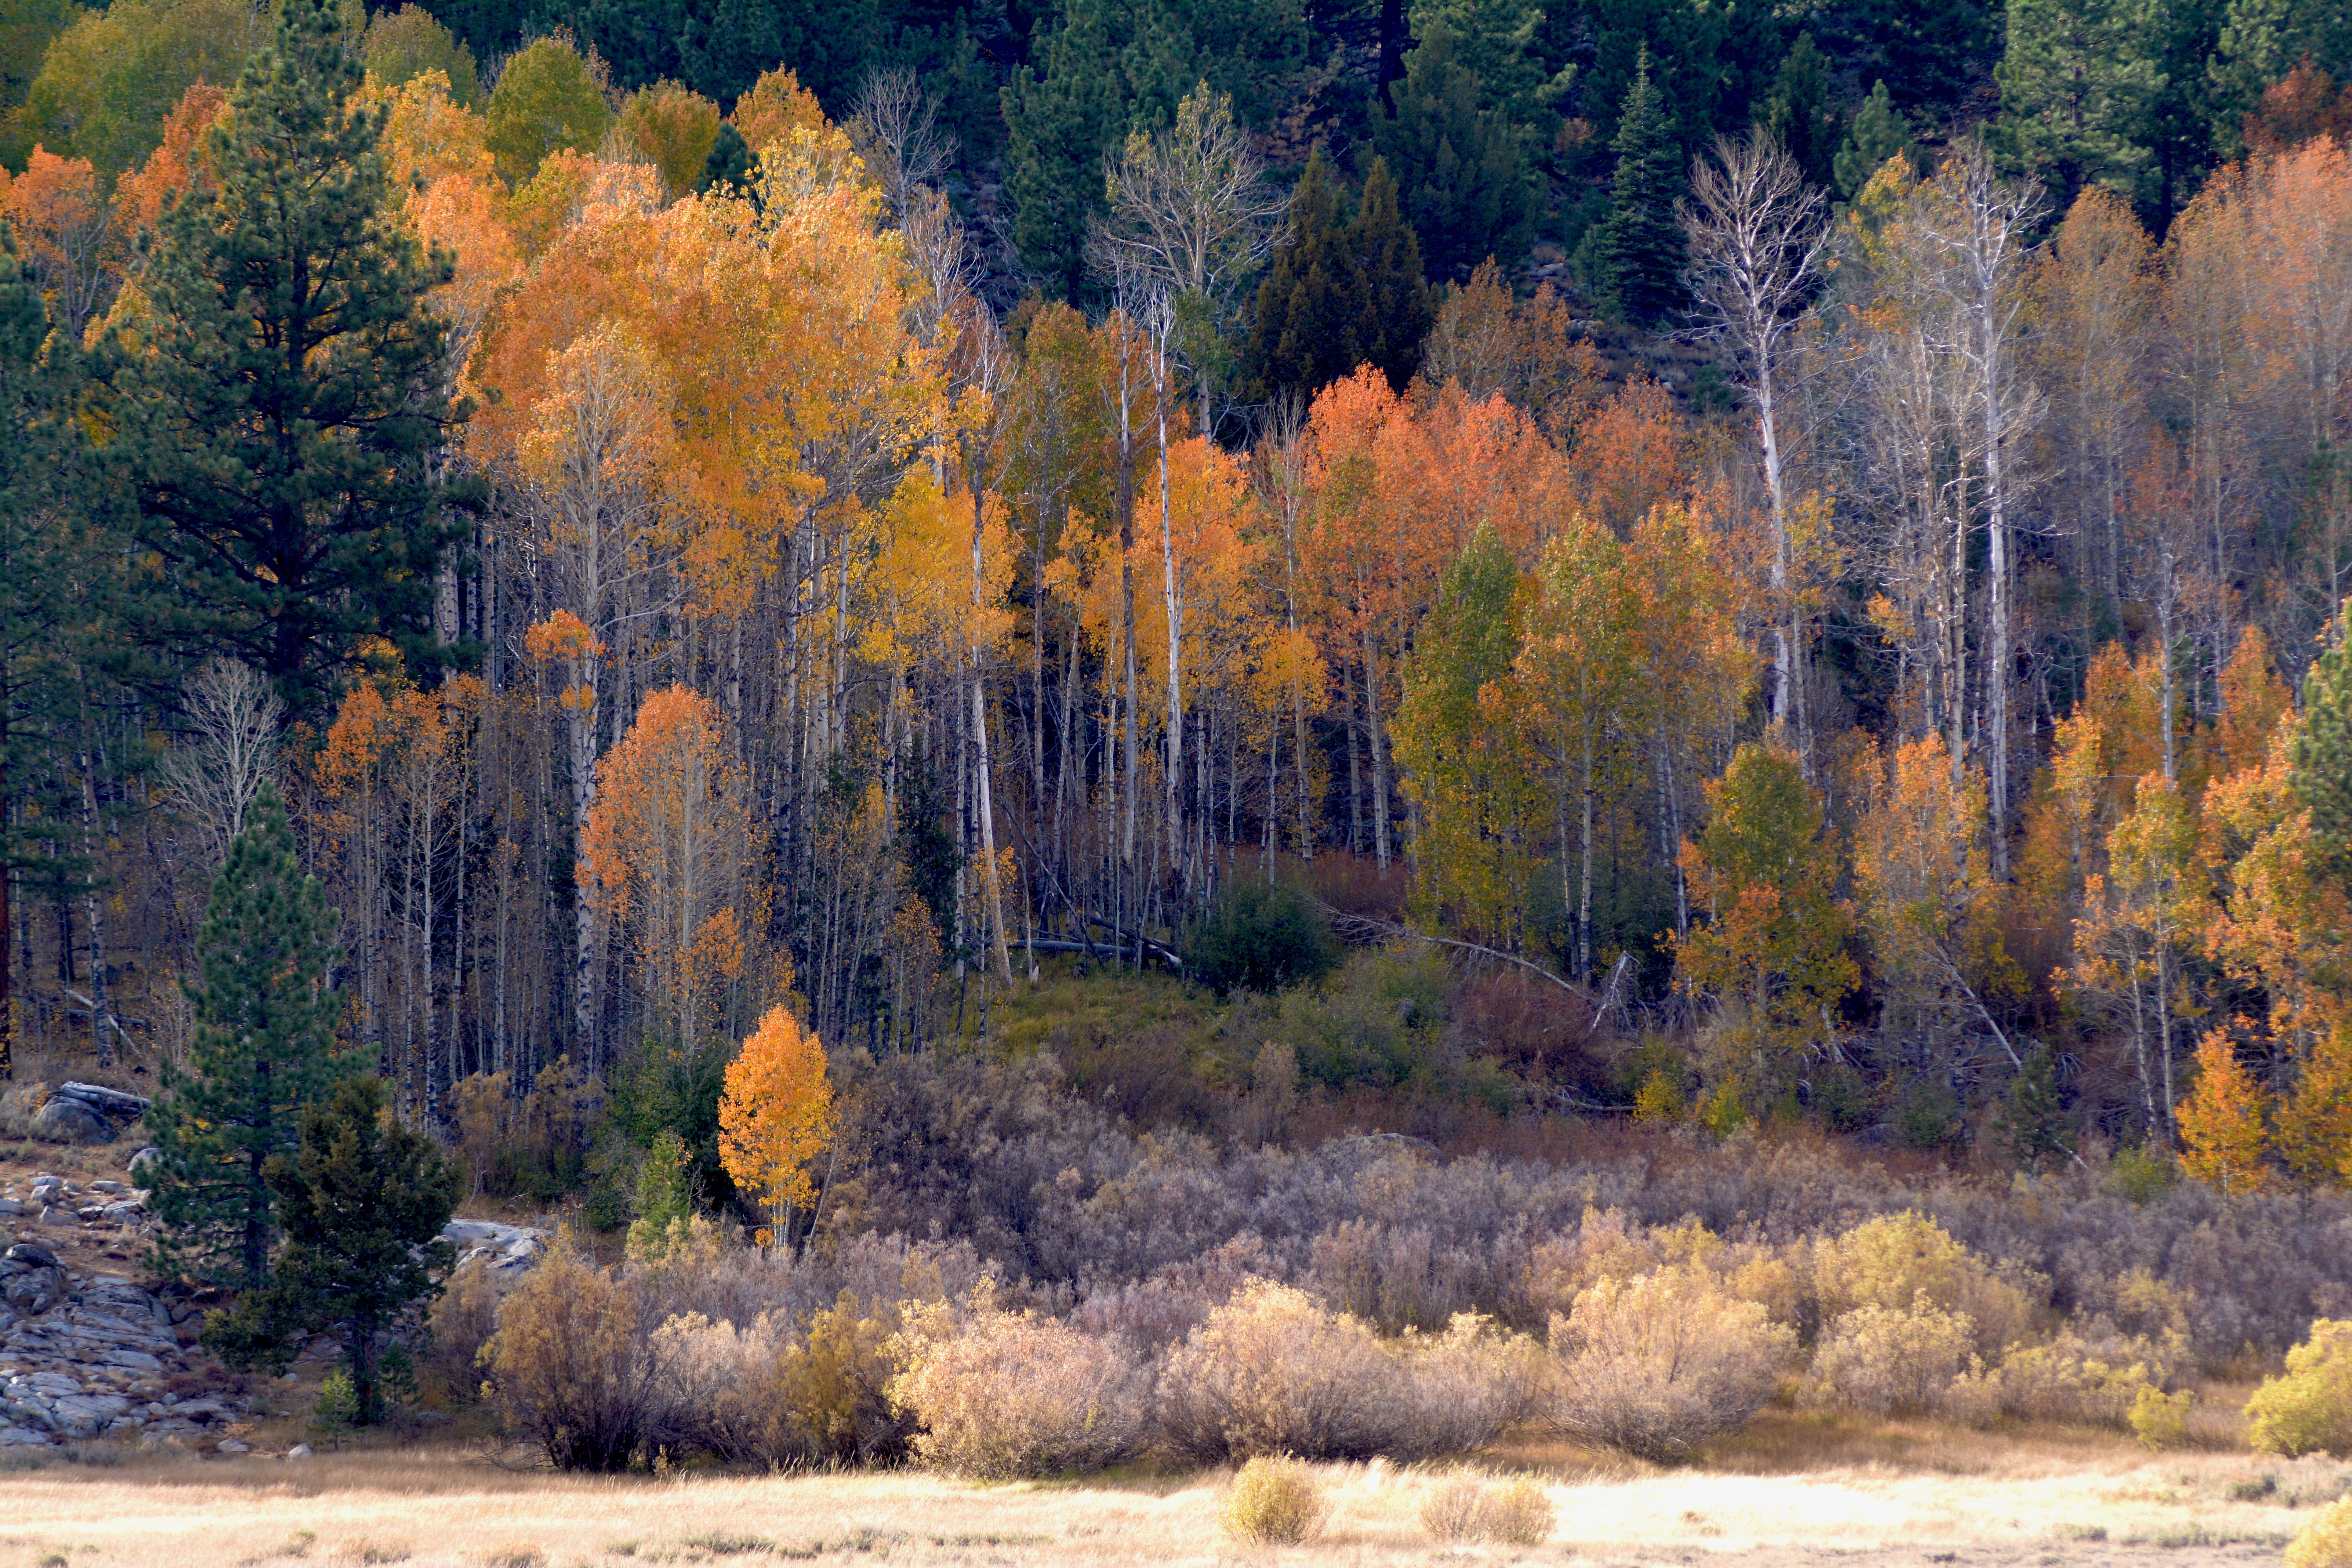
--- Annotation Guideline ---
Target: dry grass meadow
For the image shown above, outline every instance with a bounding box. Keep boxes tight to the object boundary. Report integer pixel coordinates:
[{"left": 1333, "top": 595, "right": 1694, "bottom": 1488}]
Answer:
[{"left": 0, "top": 1409, "right": 2343, "bottom": 1568}]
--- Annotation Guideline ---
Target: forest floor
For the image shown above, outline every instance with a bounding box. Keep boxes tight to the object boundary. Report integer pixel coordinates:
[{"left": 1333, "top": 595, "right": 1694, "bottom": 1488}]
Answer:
[{"left": 0, "top": 1415, "right": 2340, "bottom": 1568}]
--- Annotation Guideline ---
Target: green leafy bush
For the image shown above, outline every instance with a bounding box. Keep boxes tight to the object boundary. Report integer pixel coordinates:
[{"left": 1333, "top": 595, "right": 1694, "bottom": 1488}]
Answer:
[{"left": 1185, "top": 881, "right": 1338, "bottom": 996}]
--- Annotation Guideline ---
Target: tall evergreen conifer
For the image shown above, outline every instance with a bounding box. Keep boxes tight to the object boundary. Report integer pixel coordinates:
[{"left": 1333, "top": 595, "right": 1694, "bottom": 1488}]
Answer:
[
  {"left": 2294, "top": 599, "right": 2352, "bottom": 897},
  {"left": 1368, "top": 21, "right": 1535, "bottom": 282},
  {"left": 1243, "top": 151, "right": 1431, "bottom": 404},
  {"left": 1835, "top": 80, "right": 1915, "bottom": 198},
  {"left": 149, "top": 783, "right": 348, "bottom": 1287},
  {"left": 1599, "top": 48, "right": 1686, "bottom": 325},
  {"left": 1000, "top": 0, "right": 1123, "bottom": 298},
  {"left": 104, "top": 0, "right": 471, "bottom": 722},
  {"left": 202, "top": 1076, "right": 458, "bottom": 1423}
]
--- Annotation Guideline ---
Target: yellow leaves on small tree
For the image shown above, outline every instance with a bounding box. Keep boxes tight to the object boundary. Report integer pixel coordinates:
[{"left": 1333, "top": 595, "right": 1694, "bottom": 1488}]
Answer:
[
  {"left": 719, "top": 1005, "right": 837, "bottom": 1246},
  {"left": 2176, "top": 1028, "right": 2273, "bottom": 1194}
]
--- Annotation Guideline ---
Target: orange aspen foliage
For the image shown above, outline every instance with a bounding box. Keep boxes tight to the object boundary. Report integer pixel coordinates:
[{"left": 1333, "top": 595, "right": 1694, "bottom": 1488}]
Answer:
[
  {"left": 0, "top": 145, "right": 120, "bottom": 341},
  {"left": 2274, "top": 1023, "right": 2352, "bottom": 1187},
  {"left": 730, "top": 66, "right": 829, "bottom": 160},
  {"left": 2176, "top": 1028, "right": 2274, "bottom": 1194},
  {"left": 111, "top": 82, "right": 229, "bottom": 245},
  {"left": 1852, "top": 731, "right": 2021, "bottom": 1033},
  {"left": 718, "top": 1004, "right": 837, "bottom": 1245},
  {"left": 1565, "top": 378, "right": 1688, "bottom": 538},
  {"left": 2211, "top": 626, "right": 2294, "bottom": 779},
  {"left": 581, "top": 686, "right": 760, "bottom": 1053}
]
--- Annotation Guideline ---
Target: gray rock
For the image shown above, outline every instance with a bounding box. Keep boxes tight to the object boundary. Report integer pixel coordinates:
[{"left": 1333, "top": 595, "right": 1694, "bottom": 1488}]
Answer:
[
  {"left": 0, "top": 1426, "right": 49, "bottom": 1446},
  {"left": 214, "top": 1438, "right": 249, "bottom": 1454},
  {"left": 12, "top": 1372, "right": 80, "bottom": 1396},
  {"left": 125, "top": 1147, "right": 160, "bottom": 1176},
  {"left": 97, "top": 1350, "right": 162, "bottom": 1372},
  {"left": 2, "top": 1267, "right": 64, "bottom": 1316},
  {"left": 285, "top": 1443, "right": 313, "bottom": 1459},
  {"left": 46, "top": 1393, "right": 128, "bottom": 1436},
  {"left": 7, "top": 1243, "right": 59, "bottom": 1268},
  {"left": 33, "top": 1207, "right": 69, "bottom": 1228},
  {"left": 86, "top": 1181, "right": 124, "bottom": 1196},
  {"left": 0, "top": 1200, "right": 23, "bottom": 1218},
  {"left": 32, "top": 1097, "right": 111, "bottom": 1144}
]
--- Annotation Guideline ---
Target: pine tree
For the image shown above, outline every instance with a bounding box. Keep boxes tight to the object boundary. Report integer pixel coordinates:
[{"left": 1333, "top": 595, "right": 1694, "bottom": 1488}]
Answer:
[
  {"left": 1835, "top": 80, "right": 1913, "bottom": 199},
  {"left": 698, "top": 119, "right": 754, "bottom": 197},
  {"left": 1996, "top": 1042, "right": 2073, "bottom": 1168},
  {"left": 1243, "top": 151, "right": 1435, "bottom": 405},
  {"left": 0, "top": 234, "right": 98, "bottom": 1080},
  {"left": 103, "top": 0, "right": 472, "bottom": 722},
  {"left": 1599, "top": 47, "right": 1686, "bottom": 325},
  {"left": 1243, "top": 146, "right": 1352, "bottom": 404},
  {"left": 149, "top": 782, "right": 350, "bottom": 1287},
  {"left": 1000, "top": 0, "right": 1123, "bottom": 299},
  {"left": 1764, "top": 34, "right": 1844, "bottom": 191},
  {"left": 2292, "top": 598, "right": 2352, "bottom": 898},
  {"left": 1367, "top": 20, "right": 1536, "bottom": 283},
  {"left": 200, "top": 1075, "right": 458, "bottom": 1423},
  {"left": 1995, "top": 0, "right": 2163, "bottom": 208},
  {"left": 1344, "top": 157, "right": 1435, "bottom": 390}
]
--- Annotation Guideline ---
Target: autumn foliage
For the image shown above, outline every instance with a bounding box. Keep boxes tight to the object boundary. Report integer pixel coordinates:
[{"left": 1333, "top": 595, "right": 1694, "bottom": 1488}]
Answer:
[{"left": 717, "top": 1005, "right": 837, "bottom": 1245}]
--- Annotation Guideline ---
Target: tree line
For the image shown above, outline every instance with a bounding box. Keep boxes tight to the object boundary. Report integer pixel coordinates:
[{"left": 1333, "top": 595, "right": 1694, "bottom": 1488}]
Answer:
[{"left": 0, "top": 0, "right": 2348, "bottom": 1208}]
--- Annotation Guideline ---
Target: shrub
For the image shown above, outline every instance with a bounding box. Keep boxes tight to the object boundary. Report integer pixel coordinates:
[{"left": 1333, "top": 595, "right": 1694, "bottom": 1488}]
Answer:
[
  {"left": 2107, "top": 1145, "right": 2178, "bottom": 1204},
  {"left": 1483, "top": 1477, "right": 1556, "bottom": 1545},
  {"left": 1546, "top": 1267, "right": 1794, "bottom": 1461},
  {"left": 423, "top": 1262, "right": 502, "bottom": 1405},
  {"left": 1158, "top": 1281, "right": 1530, "bottom": 1462},
  {"left": 1808, "top": 1292, "right": 1975, "bottom": 1416},
  {"left": 2129, "top": 1385, "right": 2192, "bottom": 1448},
  {"left": 1185, "top": 881, "right": 1338, "bottom": 996},
  {"left": 1159, "top": 1280, "right": 1390, "bottom": 1461},
  {"left": 1419, "top": 1476, "right": 1486, "bottom": 1541},
  {"left": 1222, "top": 1455, "right": 1328, "bottom": 1545},
  {"left": 2287, "top": 1496, "right": 2352, "bottom": 1568},
  {"left": 773, "top": 1290, "right": 922, "bottom": 1464},
  {"left": 1980, "top": 1324, "right": 2172, "bottom": 1428},
  {"left": 1812, "top": 1210, "right": 2038, "bottom": 1356},
  {"left": 1388, "top": 1313, "right": 1542, "bottom": 1458},
  {"left": 650, "top": 1310, "right": 794, "bottom": 1464},
  {"left": 2249, "top": 1320, "right": 2352, "bottom": 1457},
  {"left": 478, "top": 1237, "right": 664, "bottom": 1472},
  {"left": 890, "top": 1309, "right": 1150, "bottom": 1477},
  {"left": 1417, "top": 1474, "right": 1554, "bottom": 1545}
]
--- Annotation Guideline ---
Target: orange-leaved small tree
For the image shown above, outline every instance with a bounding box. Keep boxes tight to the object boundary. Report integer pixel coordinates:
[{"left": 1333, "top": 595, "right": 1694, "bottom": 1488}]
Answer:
[
  {"left": 2176, "top": 1028, "right": 2272, "bottom": 1194},
  {"left": 718, "top": 1005, "right": 836, "bottom": 1247}
]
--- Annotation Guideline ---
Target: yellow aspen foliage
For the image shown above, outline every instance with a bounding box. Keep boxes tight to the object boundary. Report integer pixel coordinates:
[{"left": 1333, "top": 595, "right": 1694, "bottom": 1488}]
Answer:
[
  {"left": 2275, "top": 1024, "right": 2352, "bottom": 1187},
  {"left": 719, "top": 1005, "right": 837, "bottom": 1246},
  {"left": 2176, "top": 1029, "right": 2274, "bottom": 1194}
]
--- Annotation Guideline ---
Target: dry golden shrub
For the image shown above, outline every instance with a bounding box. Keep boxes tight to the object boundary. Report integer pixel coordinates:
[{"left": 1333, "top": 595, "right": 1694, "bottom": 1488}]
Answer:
[
  {"left": 2129, "top": 1385, "right": 2193, "bottom": 1448},
  {"left": 1417, "top": 1477, "right": 1486, "bottom": 1542},
  {"left": 1546, "top": 1266, "right": 1794, "bottom": 1461},
  {"left": 1483, "top": 1477, "right": 1556, "bottom": 1545},
  {"left": 889, "top": 1308, "right": 1149, "bottom": 1477},
  {"left": 771, "top": 1290, "right": 921, "bottom": 1463},
  {"left": 649, "top": 1309, "right": 794, "bottom": 1463},
  {"left": 1158, "top": 1281, "right": 1532, "bottom": 1463},
  {"left": 1988, "top": 1328, "right": 2170, "bottom": 1426},
  {"left": 1388, "top": 1312, "right": 1543, "bottom": 1457},
  {"left": 1221, "top": 1455, "right": 1328, "bottom": 1545},
  {"left": 478, "top": 1236, "right": 663, "bottom": 1472},
  {"left": 423, "top": 1262, "right": 503, "bottom": 1405},
  {"left": 1812, "top": 1210, "right": 2039, "bottom": 1356},
  {"left": 1158, "top": 1281, "right": 1390, "bottom": 1461},
  {"left": 1808, "top": 1291, "right": 1976, "bottom": 1415}
]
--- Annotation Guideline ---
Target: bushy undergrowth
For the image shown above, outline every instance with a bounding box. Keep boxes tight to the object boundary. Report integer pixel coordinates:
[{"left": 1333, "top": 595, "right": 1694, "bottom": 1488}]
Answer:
[
  {"left": 820, "top": 1048, "right": 2352, "bottom": 1368},
  {"left": 464, "top": 1045, "right": 2352, "bottom": 1471},
  {"left": 890, "top": 1306, "right": 1152, "bottom": 1477},
  {"left": 2287, "top": 1495, "right": 2352, "bottom": 1568},
  {"left": 2249, "top": 1319, "right": 2352, "bottom": 1457},
  {"left": 1546, "top": 1266, "right": 1794, "bottom": 1461}
]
